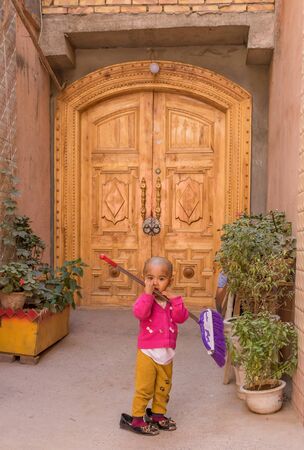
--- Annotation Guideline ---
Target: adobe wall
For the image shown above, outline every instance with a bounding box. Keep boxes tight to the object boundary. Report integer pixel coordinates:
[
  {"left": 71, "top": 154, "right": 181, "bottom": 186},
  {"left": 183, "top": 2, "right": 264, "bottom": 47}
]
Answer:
[
  {"left": 269, "top": 0, "right": 304, "bottom": 425},
  {"left": 292, "top": 0, "right": 304, "bottom": 425},
  {"left": 15, "top": 16, "right": 51, "bottom": 261},
  {"left": 0, "top": 2, "right": 51, "bottom": 262},
  {"left": 267, "top": 0, "right": 301, "bottom": 230}
]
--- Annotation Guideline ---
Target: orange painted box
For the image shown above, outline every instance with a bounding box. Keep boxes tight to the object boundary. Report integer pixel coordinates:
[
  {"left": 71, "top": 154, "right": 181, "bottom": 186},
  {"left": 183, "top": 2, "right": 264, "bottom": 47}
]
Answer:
[{"left": 0, "top": 307, "right": 70, "bottom": 356}]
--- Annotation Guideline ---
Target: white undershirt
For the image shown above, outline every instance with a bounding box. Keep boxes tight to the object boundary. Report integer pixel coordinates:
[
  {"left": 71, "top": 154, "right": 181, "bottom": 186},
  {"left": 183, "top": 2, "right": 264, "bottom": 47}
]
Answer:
[
  {"left": 141, "top": 348, "right": 175, "bottom": 365},
  {"left": 141, "top": 298, "right": 175, "bottom": 365}
]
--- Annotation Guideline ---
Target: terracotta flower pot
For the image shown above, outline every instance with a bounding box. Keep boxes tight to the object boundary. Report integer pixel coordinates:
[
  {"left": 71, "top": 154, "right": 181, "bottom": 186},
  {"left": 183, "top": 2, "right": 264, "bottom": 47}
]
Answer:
[
  {"left": 0, "top": 292, "right": 26, "bottom": 310},
  {"left": 240, "top": 380, "right": 286, "bottom": 414}
]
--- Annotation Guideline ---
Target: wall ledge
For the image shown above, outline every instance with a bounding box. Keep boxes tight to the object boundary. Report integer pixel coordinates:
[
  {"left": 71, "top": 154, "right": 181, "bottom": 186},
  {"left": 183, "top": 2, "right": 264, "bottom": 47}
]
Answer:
[{"left": 40, "top": 11, "right": 274, "bottom": 69}]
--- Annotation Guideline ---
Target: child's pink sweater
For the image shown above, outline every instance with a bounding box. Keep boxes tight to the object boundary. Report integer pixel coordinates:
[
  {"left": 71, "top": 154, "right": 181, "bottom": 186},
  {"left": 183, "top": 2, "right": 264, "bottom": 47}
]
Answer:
[{"left": 133, "top": 293, "right": 189, "bottom": 349}]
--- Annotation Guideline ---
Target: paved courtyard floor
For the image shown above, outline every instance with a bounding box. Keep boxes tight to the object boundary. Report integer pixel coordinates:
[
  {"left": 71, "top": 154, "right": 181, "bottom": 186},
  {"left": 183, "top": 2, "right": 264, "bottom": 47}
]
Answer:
[{"left": 0, "top": 309, "right": 304, "bottom": 450}]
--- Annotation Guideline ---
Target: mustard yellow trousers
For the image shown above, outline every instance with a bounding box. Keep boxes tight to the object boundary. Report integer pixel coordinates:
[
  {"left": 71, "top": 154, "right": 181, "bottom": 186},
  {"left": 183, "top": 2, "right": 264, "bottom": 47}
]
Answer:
[{"left": 132, "top": 350, "right": 173, "bottom": 417}]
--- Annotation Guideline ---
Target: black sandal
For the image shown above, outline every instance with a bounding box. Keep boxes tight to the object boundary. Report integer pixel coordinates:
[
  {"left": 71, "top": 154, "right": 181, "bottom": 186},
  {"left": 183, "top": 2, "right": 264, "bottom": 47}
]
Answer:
[
  {"left": 120, "top": 413, "right": 160, "bottom": 436},
  {"left": 145, "top": 408, "right": 177, "bottom": 431}
]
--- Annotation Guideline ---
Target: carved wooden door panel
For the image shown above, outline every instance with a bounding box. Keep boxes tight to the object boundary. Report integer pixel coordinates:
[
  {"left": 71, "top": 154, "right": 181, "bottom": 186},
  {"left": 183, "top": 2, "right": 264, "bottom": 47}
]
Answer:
[
  {"left": 81, "top": 93, "right": 153, "bottom": 306},
  {"left": 152, "top": 93, "right": 225, "bottom": 308},
  {"left": 81, "top": 91, "right": 225, "bottom": 308}
]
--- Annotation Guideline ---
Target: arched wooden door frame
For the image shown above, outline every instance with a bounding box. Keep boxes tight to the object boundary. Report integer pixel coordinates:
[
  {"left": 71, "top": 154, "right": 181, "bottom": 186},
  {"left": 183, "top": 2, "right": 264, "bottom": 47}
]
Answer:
[{"left": 54, "top": 60, "right": 251, "bottom": 266}]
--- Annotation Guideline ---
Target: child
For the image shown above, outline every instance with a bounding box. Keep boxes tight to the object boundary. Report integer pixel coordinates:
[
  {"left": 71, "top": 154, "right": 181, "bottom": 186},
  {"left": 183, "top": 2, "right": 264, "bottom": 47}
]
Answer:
[{"left": 120, "top": 256, "right": 189, "bottom": 436}]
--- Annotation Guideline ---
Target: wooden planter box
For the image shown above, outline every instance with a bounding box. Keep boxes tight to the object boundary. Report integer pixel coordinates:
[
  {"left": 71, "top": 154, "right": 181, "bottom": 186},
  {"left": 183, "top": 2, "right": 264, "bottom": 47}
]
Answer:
[{"left": 0, "top": 307, "right": 70, "bottom": 357}]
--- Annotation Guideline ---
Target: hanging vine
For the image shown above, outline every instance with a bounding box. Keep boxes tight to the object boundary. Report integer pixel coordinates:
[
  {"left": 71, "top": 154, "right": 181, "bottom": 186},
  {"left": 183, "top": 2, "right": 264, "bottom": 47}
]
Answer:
[
  {"left": 0, "top": 155, "right": 19, "bottom": 263},
  {"left": 0, "top": 155, "right": 45, "bottom": 266}
]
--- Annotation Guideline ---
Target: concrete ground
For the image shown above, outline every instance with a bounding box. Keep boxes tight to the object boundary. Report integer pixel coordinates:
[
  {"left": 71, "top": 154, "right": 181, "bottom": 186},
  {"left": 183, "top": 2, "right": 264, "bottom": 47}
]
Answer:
[{"left": 0, "top": 310, "right": 304, "bottom": 450}]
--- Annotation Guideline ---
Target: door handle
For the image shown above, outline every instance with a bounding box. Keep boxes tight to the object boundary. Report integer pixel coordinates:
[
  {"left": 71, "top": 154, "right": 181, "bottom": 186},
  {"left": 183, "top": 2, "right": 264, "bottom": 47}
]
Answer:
[
  {"left": 141, "top": 176, "right": 162, "bottom": 236},
  {"left": 140, "top": 177, "right": 147, "bottom": 221},
  {"left": 140, "top": 176, "right": 161, "bottom": 220},
  {"left": 155, "top": 176, "right": 161, "bottom": 220}
]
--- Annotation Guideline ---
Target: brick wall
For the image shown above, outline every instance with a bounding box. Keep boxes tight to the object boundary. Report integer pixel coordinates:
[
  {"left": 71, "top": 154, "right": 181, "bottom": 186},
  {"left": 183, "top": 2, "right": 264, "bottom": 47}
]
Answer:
[
  {"left": 0, "top": 0, "right": 16, "bottom": 263},
  {"left": 42, "top": 0, "right": 275, "bottom": 15}
]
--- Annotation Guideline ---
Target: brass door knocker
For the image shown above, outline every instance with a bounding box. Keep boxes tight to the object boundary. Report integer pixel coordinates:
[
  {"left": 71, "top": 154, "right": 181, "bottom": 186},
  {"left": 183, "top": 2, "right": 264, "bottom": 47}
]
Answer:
[
  {"left": 140, "top": 176, "right": 162, "bottom": 236},
  {"left": 142, "top": 217, "right": 161, "bottom": 236}
]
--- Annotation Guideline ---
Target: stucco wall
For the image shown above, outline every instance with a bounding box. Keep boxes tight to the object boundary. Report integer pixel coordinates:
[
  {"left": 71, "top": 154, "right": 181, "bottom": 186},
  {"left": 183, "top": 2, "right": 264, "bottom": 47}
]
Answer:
[
  {"left": 61, "top": 45, "right": 269, "bottom": 213},
  {"left": 291, "top": 0, "right": 304, "bottom": 425},
  {"left": 16, "top": 16, "right": 51, "bottom": 261},
  {"left": 268, "top": 0, "right": 304, "bottom": 425},
  {"left": 267, "top": 0, "right": 302, "bottom": 229}
]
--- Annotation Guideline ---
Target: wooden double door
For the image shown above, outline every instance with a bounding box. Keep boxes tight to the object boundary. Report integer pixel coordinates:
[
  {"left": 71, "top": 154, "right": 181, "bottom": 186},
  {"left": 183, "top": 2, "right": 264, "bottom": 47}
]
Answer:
[{"left": 80, "top": 91, "right": 226, "bottom": 308}]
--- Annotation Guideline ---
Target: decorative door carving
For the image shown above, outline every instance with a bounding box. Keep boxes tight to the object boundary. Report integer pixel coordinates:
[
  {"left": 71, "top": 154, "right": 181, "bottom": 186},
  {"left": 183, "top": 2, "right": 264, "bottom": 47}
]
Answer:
[
  {"left": 81, "top": 91, "right": 225, "bottom": 308},
  {"left": 55, "top": 61, "right": 251, "bottom": 309},
  {"left": 151, "top": 93, "right": 225, "bottom": 306},
  {"left": 81, "top": 93, "right": 153, "bottom": 306}
]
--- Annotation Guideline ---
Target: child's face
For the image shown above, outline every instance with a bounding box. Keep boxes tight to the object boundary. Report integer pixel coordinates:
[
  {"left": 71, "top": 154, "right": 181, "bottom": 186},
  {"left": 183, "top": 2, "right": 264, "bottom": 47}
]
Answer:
[{"left": 144, "top": 263, "right": 171, "bottom": 292}]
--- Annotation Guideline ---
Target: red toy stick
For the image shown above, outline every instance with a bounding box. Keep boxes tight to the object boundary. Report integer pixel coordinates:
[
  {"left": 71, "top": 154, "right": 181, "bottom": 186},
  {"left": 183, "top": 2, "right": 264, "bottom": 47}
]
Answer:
[
  {"left": 100, "top": 254, "right": 197, "bottom": 320},
  {"left": 99, "top": 254, "right": 226, "bottom": 367}
]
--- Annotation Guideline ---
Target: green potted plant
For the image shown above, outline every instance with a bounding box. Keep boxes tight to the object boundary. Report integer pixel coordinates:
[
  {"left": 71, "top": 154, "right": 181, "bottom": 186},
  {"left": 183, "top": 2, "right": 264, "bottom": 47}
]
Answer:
[
  {"left": 27, "top": 259, "right": 86, "bottom": 313},
  {"left": 0, "top": 261, "right": 38, "bottom": 309},
  {"left": 0, "top": 255, "right": 86, "bottom": 359},
  {"left": 0, "top": 157, "right": 86, "bottom": 359},
  {"left": 228, "top": 311, "right": 298, "bottom": 414},
  {"left": 216, "top": 211, "right": 296, "bottom": 398},
  {"left": 0, "top": 214, "right": 45, "bottom": 310},
  {"left": 0, "top": 209, "right": 86, "bottom": 314},
  {"left": 216, "top": 211, "right": 296, "bottom": 314}
]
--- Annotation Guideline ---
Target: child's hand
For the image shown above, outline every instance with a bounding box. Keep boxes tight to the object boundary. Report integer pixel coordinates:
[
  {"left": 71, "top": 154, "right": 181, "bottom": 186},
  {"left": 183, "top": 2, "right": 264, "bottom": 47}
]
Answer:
[
  {"left": 144, "top": 278, "right": 154, "bottom": 295},
  {"left": 161, "top": 289, "right": 175, "bottom": 301}
]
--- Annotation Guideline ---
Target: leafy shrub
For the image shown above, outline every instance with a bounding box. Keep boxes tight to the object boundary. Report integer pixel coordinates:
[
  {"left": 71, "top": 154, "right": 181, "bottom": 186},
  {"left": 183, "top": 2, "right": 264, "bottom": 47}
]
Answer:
[
  {"left": 27, "top": 259, "right": 86, "bottom": 312},
  {"left": 12, "top": 216, "right": 45, "bottom": 266},
  {"left": 0, "top": 262, "right": 37, "bottom": 296},
  {"left": 229, "top": 312, "right": 298, "bottom": 390},
  {"left": 216, "top": 211, "right": 295, "bottom": 313},
  {"left": 1, "top": 156, "right": 86, "bottom": 311}
]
